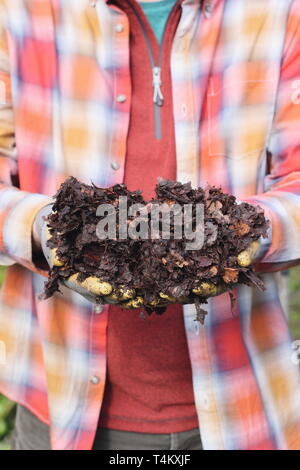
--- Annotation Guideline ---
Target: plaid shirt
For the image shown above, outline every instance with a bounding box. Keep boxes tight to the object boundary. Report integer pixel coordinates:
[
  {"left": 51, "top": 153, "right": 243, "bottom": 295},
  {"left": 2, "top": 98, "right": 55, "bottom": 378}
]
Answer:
[{"left": 0, "top": 0, "right": 300, "bottom": 450}]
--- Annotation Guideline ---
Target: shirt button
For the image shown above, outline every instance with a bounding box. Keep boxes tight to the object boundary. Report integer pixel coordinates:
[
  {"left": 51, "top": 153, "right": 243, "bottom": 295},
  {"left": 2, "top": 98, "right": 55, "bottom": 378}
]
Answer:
[
  {"left": 111, "top": 161, "right": 120, "bottom": 170},
  {"left": 94, "top": 304, "right": 104, "bottom": 314},
  {"left": 116, "top": 94, "right": 127, "bottom": 103},
  {"left": 204, "top": 2, "right": 212, "bottom": 17},
  {"left": 114, "top": 24, "right": 124, "bottom": 33},
  {"left": 181, "top": 103, "right": 187, "bottom": 116},
  {"left": 202, "top": 394, "right": 210, "bottom": 409},
  {"left": 90, "top": 375, "right": 100, "bottom": 385}
]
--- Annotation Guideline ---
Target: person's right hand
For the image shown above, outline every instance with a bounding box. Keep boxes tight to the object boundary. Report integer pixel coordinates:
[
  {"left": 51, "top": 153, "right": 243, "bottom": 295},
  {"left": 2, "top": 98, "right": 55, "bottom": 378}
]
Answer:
[{"left": 33, "top": 205, "right": 136, "bottom": 305}]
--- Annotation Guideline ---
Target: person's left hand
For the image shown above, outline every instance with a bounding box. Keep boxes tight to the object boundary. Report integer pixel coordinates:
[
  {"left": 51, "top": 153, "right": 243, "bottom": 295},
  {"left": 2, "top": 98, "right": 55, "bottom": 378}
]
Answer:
[
  {"left": 120, "top": 240, "right": 261, "bottom": 309},
  {"left": 191, "top": 239, "right": 260, "bottom": 298}
]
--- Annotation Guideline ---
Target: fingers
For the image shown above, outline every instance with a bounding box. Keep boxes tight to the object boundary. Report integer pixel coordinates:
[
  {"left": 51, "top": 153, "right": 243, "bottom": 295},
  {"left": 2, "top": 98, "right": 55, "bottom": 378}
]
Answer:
[
  {"left": 192, "top": 281, "right": 232, "bottom": 298},
  {"left": 64, "top": 272, "right": 235, "bottom": 307},
  {"left": 192, "top": 282, "right": 218, "bottom": 297},
  {"left": 191, "top": 240, "right": 261, "bottom": 299},
  {"left": 63, "top": 272, "right": 232, "bottom": 306},
  {"left": 148, "top": 298, "right": 166, "bottom": 307},
  {"left": 121, "top": 294, "right": 173, "bottom": 310},
  {"left": 106, "top": 286, "right": 136, "bottom": 302},
  {"left": 120, "top": 295, "right": 186, "bottom": 310},
  {"left": 237, "top": 240, "right": 260, "bottom": 267},
  {"left": 42, "top": 225, "right": 64, "bottom": 267},
  {"left": 159, "top": 292, "right": 178, "bottom": 303},
  {"left": 50, "top": 247, "right": 65, "bottom": 267},
  {"left": 120, "top": 296, "right": 144, "bottom": 309},
  {"left": 159, "top": 292, "right": 193, "bottom": 304},
  {"left": 80, "top": 277, "right": 113, "bottom": 296},
  {"left": 66, "top": 273, "right": 113, "bottom": 297},
  {"left": 61, "top": 270, "right": 135, "bottom": 305}
]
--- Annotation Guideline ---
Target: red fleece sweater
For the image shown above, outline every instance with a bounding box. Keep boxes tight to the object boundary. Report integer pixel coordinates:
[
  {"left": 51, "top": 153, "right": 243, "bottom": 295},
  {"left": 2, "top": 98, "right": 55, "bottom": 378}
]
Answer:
[{"left": 98, "top": 0, "right": 199, "bottom": 433}]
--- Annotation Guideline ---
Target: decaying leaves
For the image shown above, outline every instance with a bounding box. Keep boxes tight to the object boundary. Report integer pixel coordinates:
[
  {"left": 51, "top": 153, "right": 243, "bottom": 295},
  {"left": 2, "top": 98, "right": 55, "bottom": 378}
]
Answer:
[{"left": 43, "top": 177, "right": 269, "bottom": 317}]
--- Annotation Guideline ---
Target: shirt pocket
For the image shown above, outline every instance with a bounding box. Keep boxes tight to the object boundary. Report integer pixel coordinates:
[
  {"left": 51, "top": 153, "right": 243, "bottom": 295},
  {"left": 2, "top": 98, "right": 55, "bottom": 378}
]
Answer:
[{"left": 206, "top": 70, "right": 276, "bottom": 161}]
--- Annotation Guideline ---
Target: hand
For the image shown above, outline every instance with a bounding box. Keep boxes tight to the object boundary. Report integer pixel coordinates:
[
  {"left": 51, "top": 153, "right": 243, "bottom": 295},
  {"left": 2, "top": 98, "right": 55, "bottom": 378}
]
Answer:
[
  {"left": 124, "top": 240, "right": 261, "bottom": 309},
  {"left": 34, "top": 203, "right": 262, "bottom": 308},
  {"left": 191, "top": 239, "right": 261, "bottom": 298},
  {"left": 34, "top": 205, "right": 136, "bottom": 305}
]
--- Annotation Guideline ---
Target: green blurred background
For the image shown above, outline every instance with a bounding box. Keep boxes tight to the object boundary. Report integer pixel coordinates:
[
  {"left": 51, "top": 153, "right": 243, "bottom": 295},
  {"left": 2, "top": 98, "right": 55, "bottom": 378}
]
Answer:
[
  {"left": 0, "top": 266, "right": 300, "bottom": 450},
  {"left": 289, "top": 267, "right": 300, "bottom": 339}
]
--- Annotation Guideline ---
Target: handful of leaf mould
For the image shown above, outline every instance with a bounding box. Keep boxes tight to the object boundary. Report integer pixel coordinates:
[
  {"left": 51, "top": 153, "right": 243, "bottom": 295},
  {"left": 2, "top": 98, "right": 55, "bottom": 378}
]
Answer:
[{"left": 43, "top": 177, "right": 269, "bottom": 318}]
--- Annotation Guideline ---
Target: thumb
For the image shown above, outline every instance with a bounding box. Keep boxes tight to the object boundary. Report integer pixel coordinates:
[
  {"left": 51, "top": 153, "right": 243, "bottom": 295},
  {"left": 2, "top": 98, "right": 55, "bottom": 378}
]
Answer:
[
  {"left": 237, "top": 240, "right": 260, "bottom": 267},
  {"left": 66, "top": 274, "right": 113, "bottom": 297},
  {"left": 41, "top": 223, "right": 64, "bottom": 267}
]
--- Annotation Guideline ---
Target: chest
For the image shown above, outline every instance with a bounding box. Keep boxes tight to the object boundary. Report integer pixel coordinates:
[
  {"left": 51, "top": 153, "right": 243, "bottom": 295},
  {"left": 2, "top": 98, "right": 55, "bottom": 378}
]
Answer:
[{"left": 4, "top": 0, "right": 292, "bottom": 194}]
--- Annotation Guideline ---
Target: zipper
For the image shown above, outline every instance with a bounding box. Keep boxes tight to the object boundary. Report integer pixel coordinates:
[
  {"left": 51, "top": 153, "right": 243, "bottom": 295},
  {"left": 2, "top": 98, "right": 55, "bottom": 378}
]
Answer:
[
  {"left": 127, "top": 0, "right": 180, "bottom": 140},
  {"left": 152, "top": 66, "right": 163, "bottom": 139}
]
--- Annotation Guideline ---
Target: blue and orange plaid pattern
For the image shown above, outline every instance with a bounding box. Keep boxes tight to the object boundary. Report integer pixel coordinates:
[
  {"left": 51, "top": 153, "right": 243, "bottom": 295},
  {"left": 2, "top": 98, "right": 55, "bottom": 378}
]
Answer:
[{"left": 0, "top": 0, "right": 300, "bottom": 449}]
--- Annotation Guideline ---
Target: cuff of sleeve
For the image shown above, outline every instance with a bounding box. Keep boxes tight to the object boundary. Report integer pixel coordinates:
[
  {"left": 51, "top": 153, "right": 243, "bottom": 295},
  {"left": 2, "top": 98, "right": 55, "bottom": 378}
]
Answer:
[{"left": 1, "top": 191, "right": 53, "bottom": 273}]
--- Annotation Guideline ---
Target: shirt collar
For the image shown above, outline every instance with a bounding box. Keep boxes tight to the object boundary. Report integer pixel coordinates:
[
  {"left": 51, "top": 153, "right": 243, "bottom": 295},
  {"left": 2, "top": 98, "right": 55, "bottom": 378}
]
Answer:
[{"left": 93, "top": 0, "right": 215, "bottom": 15}]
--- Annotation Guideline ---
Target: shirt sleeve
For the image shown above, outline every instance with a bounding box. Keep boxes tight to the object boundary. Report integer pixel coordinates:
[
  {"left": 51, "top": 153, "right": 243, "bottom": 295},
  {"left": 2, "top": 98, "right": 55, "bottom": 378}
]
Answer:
[
  {"left": 242, "top": 0, "right": 300, "bottom": 271},
  {"left": 0, "top": 7, "right": 52, "bottom": 273}
]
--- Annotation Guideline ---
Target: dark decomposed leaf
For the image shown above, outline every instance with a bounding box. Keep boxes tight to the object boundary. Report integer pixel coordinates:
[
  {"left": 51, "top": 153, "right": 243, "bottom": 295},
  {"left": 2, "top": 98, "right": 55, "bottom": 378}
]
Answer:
[{"left": 43, "top": 177, "right": 269, "bottom": 317}]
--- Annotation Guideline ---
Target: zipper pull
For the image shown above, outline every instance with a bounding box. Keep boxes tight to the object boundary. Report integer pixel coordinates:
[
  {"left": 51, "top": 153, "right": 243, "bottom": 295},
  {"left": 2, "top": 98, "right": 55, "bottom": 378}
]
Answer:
[{"left": 152, "top": 66, "right": 164, "bottom": 106}]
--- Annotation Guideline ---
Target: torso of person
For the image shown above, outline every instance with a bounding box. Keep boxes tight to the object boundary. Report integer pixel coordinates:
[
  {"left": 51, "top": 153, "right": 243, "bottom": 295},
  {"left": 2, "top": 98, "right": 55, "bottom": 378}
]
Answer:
[{"left": 98, "top": 0, "right": 199, "bottom": 433}]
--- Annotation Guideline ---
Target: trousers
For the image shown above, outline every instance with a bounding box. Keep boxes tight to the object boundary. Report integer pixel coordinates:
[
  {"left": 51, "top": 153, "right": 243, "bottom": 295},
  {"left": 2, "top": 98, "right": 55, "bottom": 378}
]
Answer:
[{"left": 10, "top": 404, "right": 203, "bottom": 450}]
